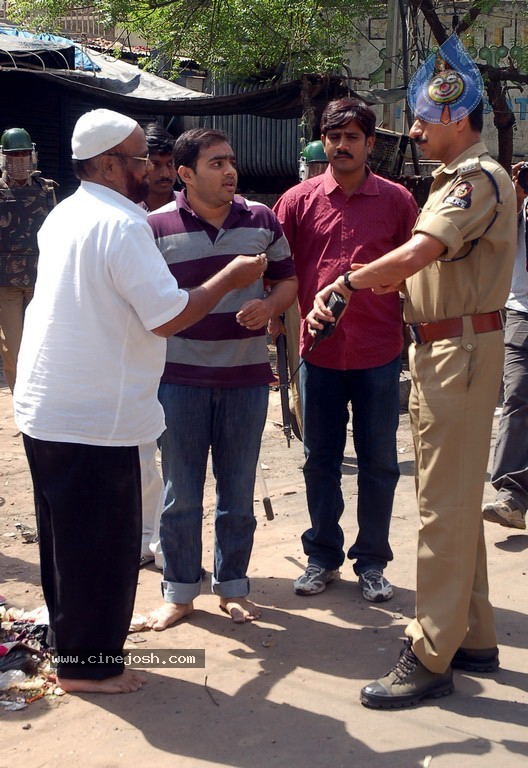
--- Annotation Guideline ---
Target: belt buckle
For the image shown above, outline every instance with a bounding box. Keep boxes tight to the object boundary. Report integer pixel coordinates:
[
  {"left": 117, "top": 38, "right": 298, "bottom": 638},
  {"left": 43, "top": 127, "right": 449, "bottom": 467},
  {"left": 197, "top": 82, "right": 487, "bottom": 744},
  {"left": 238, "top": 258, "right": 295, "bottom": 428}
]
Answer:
[{"left": 408, "top": 324, "right": 422, "bottom": 344}]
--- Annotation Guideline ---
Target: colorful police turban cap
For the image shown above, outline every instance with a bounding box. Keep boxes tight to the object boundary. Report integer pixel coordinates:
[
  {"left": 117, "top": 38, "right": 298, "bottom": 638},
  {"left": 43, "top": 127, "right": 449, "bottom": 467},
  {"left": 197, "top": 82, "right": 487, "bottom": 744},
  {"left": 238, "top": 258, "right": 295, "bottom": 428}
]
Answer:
[{"left": 407, "top": 34, "right": 484, "bottom": 125}]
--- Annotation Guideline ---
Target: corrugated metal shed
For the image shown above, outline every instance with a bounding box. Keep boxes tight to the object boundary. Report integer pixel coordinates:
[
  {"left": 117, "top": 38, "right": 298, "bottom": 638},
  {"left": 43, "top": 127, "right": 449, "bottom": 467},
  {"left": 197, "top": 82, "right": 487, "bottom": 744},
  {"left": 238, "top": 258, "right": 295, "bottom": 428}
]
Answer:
[
  {"left": 199, "top": 77, "right": 301, "bottom": 181},
  {"left": 204, "top": 111, "right": 301, "bottom": 182}
]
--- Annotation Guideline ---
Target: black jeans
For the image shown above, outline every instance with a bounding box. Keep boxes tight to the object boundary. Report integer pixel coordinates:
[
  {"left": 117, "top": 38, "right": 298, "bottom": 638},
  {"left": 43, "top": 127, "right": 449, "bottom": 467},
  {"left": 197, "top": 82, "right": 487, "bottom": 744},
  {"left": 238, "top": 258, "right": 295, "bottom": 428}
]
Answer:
[{"left": 23, "top": 435, "right": 141, "bottom": 680}]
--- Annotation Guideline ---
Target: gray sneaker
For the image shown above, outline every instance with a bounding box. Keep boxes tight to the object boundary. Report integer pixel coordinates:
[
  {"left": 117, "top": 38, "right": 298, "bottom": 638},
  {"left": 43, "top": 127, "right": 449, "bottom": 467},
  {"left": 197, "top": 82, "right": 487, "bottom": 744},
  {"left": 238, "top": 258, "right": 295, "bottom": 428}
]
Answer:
[
  {"left": 293, "top": 564, "right": 340, "bottom": 595},
  {"left": 358, "top": 569, "right": 394, "bottom": 602},
  {"left": 483, "top": 501, "right": 526, "bottom": 530}
]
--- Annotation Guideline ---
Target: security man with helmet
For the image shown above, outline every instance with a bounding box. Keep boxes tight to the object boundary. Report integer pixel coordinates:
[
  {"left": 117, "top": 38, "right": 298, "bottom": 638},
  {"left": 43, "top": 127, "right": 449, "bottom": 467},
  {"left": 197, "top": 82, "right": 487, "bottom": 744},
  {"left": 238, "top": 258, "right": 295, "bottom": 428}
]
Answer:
[
  {"left": 0, "top": 127, "right": 57, "bottom": 390},
  {"left": 284, "top": 139, "right": 330, "bottom": 438},
  {"left": 299, "top": 139, "right": 329, "bottom": 181}
]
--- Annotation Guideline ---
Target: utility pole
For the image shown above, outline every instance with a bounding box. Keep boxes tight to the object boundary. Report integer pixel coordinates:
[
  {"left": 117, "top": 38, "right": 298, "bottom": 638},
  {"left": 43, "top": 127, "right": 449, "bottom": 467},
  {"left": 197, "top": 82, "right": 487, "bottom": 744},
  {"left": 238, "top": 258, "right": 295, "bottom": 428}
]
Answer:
[{"left": 383, "top": 0, "right": 401, "bottom": 130}]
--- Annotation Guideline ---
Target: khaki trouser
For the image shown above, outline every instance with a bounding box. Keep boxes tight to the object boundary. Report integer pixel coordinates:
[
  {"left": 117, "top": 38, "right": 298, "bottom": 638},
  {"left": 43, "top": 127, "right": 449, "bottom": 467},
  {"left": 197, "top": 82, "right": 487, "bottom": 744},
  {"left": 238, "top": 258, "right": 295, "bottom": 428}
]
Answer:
[
  {"left": 406, "top": 322, "right": 502, "bottom": 672},
  {"left": 0, "top": 285, "right": 33, "bottom": 391}
]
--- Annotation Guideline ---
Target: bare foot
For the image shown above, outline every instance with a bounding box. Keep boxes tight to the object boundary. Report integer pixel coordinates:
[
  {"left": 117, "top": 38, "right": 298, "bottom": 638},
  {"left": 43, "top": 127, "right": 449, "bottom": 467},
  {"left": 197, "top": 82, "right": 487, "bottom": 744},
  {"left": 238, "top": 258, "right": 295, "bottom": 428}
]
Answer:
[
  {"left": 56, "top": 669, "right": 146, "bottom": 694},
  {"left": 147, "top": 601, "right": 194, "bottom": 631},
  {"left": 219, "top": 597, "right": 261, "bottom": 623}
]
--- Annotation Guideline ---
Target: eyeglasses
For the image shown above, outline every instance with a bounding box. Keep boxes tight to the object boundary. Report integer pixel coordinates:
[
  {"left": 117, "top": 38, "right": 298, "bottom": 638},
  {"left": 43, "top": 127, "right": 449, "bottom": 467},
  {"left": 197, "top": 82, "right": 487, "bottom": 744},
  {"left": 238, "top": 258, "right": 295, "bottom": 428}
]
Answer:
[{"left": 104, "top": 152, "right": 150, "bottom": 166}]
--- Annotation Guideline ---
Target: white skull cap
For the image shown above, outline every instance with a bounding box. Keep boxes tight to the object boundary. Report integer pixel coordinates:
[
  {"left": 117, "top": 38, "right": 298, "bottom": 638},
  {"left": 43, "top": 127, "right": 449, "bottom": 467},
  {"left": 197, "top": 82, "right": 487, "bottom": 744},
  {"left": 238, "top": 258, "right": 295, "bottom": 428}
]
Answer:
[{"left": 71, "top": 109, "right": 138, "bottom": 160}]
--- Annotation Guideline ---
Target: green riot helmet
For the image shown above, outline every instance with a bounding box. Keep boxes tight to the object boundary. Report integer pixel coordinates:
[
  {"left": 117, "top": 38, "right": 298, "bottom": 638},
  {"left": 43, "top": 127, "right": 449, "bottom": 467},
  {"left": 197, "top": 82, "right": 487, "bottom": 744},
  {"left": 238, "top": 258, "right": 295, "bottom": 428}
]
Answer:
[
  {"left": 299, "top": 140, "right": 328, "bottom": 181},
  {"left": 300, "top": 140, "right": 327, "bottom": 163},
  {"left": 1, "top": 128, "right": 37, "bottom": 183},
  {"left": 1, "top": 128, "right": 34, "bottom": 152}
]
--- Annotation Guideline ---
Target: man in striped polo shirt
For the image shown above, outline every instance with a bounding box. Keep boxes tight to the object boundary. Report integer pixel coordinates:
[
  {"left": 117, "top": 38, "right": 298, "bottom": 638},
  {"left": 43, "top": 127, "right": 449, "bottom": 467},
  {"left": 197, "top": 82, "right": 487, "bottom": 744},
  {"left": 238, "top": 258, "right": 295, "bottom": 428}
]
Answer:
[{"left": 147, "top": 128, "right": 297, "bottom": 628}]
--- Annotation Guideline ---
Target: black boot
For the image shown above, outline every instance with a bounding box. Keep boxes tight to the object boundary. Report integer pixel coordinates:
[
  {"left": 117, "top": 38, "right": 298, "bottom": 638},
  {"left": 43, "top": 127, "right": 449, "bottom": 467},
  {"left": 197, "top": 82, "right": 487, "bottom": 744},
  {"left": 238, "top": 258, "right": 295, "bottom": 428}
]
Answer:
[{"left": 451, "top": 646, "right": 499, "bottom": 673}]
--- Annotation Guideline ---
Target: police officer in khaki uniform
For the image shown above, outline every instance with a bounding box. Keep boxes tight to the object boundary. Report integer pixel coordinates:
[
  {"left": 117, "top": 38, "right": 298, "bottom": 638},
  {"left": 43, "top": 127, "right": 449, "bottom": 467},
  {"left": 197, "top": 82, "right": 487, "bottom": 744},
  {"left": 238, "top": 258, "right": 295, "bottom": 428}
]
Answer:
[{"left": 306, "top": 34, "right": 517, "bottom": 709}]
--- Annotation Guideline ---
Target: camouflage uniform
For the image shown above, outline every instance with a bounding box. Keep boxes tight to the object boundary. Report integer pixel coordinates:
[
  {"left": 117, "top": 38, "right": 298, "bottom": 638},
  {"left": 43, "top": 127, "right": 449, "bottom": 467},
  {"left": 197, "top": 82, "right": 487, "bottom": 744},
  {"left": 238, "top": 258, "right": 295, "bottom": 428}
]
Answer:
[{"left": 0, "top": 171, "right": 56, "bottom": 390}]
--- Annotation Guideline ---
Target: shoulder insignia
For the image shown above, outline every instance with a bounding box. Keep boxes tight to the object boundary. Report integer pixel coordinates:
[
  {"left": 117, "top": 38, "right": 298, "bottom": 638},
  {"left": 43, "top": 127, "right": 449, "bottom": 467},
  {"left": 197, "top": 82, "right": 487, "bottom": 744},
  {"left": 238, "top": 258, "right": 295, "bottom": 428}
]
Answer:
[
  {"left": 443, "top": 180, "right": 473, "bottom": 209},
  {"left": 457, "top": 158, "right": 481, "bottom": 175}
]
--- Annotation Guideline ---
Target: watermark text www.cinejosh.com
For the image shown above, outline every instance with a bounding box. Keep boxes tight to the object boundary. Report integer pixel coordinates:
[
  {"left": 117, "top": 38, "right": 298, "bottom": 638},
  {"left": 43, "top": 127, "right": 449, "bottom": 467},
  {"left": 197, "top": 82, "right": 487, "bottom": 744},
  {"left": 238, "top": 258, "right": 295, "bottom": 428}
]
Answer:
[{"left": 50, "top": 649, "right": 205, "bottom": 669}]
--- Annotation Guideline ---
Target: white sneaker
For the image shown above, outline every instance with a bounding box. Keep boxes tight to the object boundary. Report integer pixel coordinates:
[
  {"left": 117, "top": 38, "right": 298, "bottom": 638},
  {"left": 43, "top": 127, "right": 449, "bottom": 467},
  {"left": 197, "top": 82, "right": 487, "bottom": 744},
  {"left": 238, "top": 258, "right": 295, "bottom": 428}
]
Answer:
[
  {"left": 293, "top": 564, "right": 340, "bottom": 595},
  {"left": 483, "top": 501, "right": 526, "bottom": 530},
  {"left": 358, "top": 570, "right": 394, "bottom": 602}
]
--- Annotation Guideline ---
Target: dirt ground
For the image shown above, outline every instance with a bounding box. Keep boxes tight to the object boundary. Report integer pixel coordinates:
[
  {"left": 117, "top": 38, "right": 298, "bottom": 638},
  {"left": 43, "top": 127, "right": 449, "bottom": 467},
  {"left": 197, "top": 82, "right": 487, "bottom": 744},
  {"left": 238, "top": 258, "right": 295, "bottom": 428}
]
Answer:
[{"left": 0, "top": 376, "right": 527, "bottom": 768}]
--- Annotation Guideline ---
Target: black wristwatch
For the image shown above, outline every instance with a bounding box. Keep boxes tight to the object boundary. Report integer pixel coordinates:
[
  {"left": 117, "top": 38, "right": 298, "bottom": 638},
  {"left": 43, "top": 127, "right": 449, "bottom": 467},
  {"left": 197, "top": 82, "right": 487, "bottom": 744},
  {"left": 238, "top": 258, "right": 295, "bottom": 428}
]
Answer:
[{"left": 343, "top": 271, "right": 358, "bottom": 292}]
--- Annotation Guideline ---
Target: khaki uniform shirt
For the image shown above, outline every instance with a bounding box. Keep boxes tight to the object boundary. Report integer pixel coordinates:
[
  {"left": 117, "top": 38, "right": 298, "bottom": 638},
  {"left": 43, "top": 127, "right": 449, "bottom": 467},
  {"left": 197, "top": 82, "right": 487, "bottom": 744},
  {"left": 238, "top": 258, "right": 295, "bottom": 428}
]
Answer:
[{"left": 404, "top": 141, "right": 517, "bottom": 324}]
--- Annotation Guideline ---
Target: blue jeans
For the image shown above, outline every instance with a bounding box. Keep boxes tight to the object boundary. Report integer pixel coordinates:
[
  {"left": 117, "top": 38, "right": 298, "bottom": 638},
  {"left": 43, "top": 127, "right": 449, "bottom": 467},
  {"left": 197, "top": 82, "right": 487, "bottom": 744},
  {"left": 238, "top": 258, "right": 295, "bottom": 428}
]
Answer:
[
  {"left": 300, "top": 357, "right": 400, "bottom": 574},
  {"left": 158, "top": 383, "right": 269, "bottom": 603}
]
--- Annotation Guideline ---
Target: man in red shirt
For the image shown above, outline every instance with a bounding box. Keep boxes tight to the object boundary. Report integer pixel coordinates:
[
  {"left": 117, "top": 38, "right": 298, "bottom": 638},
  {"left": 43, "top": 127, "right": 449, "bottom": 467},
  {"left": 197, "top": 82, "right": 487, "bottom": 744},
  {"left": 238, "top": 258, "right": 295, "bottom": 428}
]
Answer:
[{"left": 274, "top": 98, "right": 418, "bottom": 602}]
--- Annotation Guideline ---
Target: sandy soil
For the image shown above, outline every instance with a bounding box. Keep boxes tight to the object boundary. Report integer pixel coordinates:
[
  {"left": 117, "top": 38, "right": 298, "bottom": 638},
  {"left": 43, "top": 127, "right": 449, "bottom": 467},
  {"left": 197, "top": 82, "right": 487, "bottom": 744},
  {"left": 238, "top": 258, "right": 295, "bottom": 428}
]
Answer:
[{"left": 0, "top": 380, "right": 527, "bottom": 768}]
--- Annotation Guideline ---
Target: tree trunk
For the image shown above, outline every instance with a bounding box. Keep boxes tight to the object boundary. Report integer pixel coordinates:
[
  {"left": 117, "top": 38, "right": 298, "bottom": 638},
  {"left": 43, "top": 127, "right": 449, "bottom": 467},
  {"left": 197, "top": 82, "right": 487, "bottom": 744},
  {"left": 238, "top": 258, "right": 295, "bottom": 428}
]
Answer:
[{"left": 485, "top": 77, "right": 515, "bottom": 172}]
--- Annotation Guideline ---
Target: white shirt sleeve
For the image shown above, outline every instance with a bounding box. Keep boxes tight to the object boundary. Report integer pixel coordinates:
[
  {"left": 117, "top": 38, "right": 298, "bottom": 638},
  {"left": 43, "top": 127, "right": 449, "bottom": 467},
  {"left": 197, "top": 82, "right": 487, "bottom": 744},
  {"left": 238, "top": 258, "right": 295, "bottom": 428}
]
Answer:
[{"left": 109, "top": 218, "right": 189, "bottom": 330}]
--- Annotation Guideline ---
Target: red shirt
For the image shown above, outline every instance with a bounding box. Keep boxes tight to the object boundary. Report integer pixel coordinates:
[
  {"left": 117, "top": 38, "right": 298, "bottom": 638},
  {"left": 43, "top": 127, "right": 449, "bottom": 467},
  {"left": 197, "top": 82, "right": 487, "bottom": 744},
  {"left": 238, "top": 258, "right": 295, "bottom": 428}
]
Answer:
[{"left": 274, "top": 167, "right": 418, "bottom": 369}]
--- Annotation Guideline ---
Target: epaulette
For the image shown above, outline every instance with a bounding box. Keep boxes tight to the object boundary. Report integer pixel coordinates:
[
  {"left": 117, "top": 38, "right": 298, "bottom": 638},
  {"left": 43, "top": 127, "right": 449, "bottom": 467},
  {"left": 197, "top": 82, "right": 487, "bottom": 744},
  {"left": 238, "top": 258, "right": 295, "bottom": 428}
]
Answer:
[
  {"left": 31, "top": 171, "right": 58, "bottom": 192},
  {"left": 456, "top": 158, "right": 481, "bottom": 178}
]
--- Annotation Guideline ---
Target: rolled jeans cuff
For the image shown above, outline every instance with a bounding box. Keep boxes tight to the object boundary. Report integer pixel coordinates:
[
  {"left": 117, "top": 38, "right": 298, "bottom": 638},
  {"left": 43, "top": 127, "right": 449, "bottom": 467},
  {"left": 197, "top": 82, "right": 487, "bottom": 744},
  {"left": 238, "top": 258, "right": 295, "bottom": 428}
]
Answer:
[
  {"left": 212, "top": 576, "right": 250, "bottom": 599},
  {"left": 162, "top": 578, "right": 201, "bottom": 604}
]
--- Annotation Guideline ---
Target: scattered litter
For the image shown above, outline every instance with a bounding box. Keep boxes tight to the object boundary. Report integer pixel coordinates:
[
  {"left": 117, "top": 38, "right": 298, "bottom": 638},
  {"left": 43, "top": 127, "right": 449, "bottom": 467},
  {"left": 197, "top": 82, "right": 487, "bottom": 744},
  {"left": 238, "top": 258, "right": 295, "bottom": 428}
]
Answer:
[
  {"left": 10, "top": 623, "right": 48, "bottom": 648},
  {"left": 0, "top": 603, "right": 62, "bottom": 709},
  {"left": 1, "top": 604, "right": 49, "bottom": 627},
  {"left": 15, "top": 676, "right": 48, "bottom": 691},
  {"left": 0, "top": 642, "right": 43, "bottom": 675},
  {"left": 204, "top": 675, "right": 220, "bottom": 706},
  {"left": 0, "top": 698, "right": 27, "bottom": 711},
  {"left": 0, "top": 669, "right": 27, "bottom": 690},
  {"left": 129, "top": 614, "right": 148, "bottom": 632},
  {"left": 126, "top": 633, "right": 147, "bottom": 644},
  {"left": 15, "top": 523, "right": 39, "bottom": 544}
]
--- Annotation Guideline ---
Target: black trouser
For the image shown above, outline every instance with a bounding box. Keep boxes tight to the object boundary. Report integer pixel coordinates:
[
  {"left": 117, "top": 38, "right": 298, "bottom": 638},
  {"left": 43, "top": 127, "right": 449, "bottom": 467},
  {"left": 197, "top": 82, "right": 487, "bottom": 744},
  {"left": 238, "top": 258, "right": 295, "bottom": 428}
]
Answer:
[{"left": 23, "top": 435, "right": 141, "bottom": 680}]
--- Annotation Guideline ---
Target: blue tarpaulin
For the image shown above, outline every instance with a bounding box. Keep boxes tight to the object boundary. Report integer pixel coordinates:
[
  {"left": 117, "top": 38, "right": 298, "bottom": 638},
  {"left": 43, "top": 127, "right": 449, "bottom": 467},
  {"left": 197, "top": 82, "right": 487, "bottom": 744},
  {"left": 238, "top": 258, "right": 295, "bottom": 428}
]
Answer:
[{"left": 0, "top": 25, "right": 98, "bottom": 70}]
